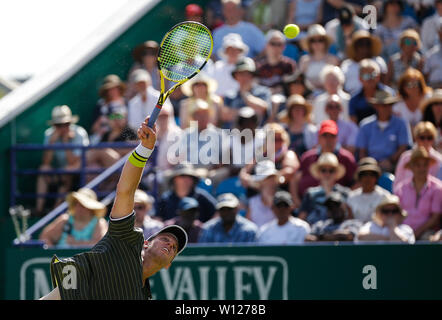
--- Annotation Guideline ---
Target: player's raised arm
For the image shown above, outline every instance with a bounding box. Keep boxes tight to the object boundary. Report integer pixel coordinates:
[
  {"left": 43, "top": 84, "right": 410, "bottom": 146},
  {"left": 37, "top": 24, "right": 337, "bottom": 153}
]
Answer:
[{"left": 110, "top": 119, "right": 156, "bottom": 219}]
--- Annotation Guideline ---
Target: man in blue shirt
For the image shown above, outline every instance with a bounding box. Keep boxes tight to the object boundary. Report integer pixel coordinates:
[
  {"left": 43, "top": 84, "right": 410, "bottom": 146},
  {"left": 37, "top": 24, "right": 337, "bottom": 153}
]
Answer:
[
  {"left": 198, "top": 193, "right": 258, "bottom": 243},
  {"left": 356, "top": 90, "right": 412, "bottom": 172}
]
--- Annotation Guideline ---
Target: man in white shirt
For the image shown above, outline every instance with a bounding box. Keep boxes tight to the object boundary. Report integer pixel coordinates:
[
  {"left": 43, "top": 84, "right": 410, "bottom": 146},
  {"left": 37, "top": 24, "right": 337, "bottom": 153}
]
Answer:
[
  {"left": 347, "top": 157, "right": 391, "bottom": 223},
  {"left": 257, "top": 191, "right": 310, "bottom": 244},
  {"left": 127, "top": 69, "right": 172, "bottom": 131}
]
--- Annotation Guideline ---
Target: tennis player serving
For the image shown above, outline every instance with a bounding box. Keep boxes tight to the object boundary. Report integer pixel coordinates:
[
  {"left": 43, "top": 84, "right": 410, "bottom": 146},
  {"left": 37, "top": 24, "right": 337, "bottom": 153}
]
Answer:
[{"left": 40, "top": 118, "right": 188, "bottom": 300}]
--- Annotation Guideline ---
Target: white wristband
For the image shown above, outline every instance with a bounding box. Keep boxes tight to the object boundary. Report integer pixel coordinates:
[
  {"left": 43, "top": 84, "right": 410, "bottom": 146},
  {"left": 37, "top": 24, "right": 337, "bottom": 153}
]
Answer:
[{"left": 135, "top": 143, "right": 153, "bottom": 159}]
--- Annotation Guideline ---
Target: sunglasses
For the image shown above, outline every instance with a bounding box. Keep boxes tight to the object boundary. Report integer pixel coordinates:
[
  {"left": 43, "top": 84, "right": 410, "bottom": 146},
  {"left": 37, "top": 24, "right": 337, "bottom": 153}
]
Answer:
[
  {"left": 403, "top": 38, "right": 417, "bottom": 46},
  {"left": 361, "top": 72, "right": 378, "bottom": 81},
  {"left": 359, "top": 171, "right": 378, "bottom": 177},
  {"left": 326, "top": 103, "right": 341, "bottom": 110},
  {"left": 54, "top": 123, "right": 70, "bottom": 128},
  {"left": 108, "top": 113, "right": 126, "bottom": 120},
  {"left": 134, "top": 205, "right": 146, "bottom": 211},
  {"left": 380, "top": 208, "right": 401, "bottom": 215},
  {"left": 310, "top": 38, "right": 325, "bottom": 43},
  {"left": 269, "top": 42, "right": 284, "bottom": 47},
  {"left": 405, "top": 80, "right": 420, "bottom": 89},
  {"left": 418, "top": 135, "right": 434, "bottom": 141},
  {"left": 274, "top": 202, "right": 290, "bottom": 208},
  {"left": 320, "top": 168, "right": 336, "bottom": 174}
]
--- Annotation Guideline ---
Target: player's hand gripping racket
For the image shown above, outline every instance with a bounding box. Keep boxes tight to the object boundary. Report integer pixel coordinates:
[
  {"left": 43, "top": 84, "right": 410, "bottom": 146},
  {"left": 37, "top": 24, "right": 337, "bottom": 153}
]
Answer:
[{"left": 147, "top": 21, "right": 213, "bottom": 128}]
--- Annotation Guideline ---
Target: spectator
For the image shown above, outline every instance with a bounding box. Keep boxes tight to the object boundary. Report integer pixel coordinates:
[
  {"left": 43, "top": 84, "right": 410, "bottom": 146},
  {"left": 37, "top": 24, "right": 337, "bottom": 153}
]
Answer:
[
  {"left": 208, "top": 33, "right": 248, "bottom": 98},
  {"left": 356, "top": 90, "right": 412, "bottom": 172},
  {"left": 282, "top": 71, "right": 313, "bottom": 100},
  {"left": 129, "top": 40, "right": 161, "bottom": 91},
  {"left": 394, "top": 121, "right": 442, "bottom": 191},
  {"left": 295, "top": 119, "right": 356, "bottom": 201},
  {"left": 246, "top": 0, "right": 287, "bottom": 32},
  {"left": 39, "top": 188, "right": 108, "bottom": 247},
  {"left": 349, "top": 59, "right": 396, "bottom": 124},
  {"left": 255, "top": 29, "right": 297, "bottom": 94},
  {"left": 245, "top": 160, "right": 281, "bottom": 228},
  {"left": 420, "top": 0, "right": 442, "bottom": 53},
  {"left": 341, "top": 30, "right": 387, "bottom": 96},
  {"left": 374, "top": 0, "right": 418, "bottom": 61},
  {"left": 324, "top": 4, "right": 369, "bottom": 59},
  {"left": 430, "top": 229, "right": 442, "bottom": 242},
  {"left": 185, "top": 3, "right": 205, "bottom": 23},
  {"left": 278, "top": 94, "right": 318, "bottom": 160},
  {"left": 90, "top": 75, "right": 128, "bottom": 144},
  {"left": 356, "top": 193, "right": 415, "bottom": 243},
  {"left": 87, "top": 106, "right": 137, "bottom": 183},
  {"left": 133, "top": 189, "right": 163, "bottom": 239},
  {"left": 164, "top": 197, "right": 204, "bottom": 243},
  {"left": 324, "top": 94, "right": 359, "bottom": 154},
  {"left": 420, "top": 89, "right": 442, "bottom": 152},
  {"left": 298, "top": 24, "right": 340, "bottom": 94},
  {"left": 156, "top": 163, "right": 217, "bottom": 223},
  {"left": 395, "top": 147, "right": 442, "bottom": 240},
  {"left": 322, "top": 1, "right": 366, "bottom": 25},
  {"left": 224, "top": 57, "right": 272, "bottom": 127},
  {"left": 199, "top": 193, "right": 258, "bottom": 243},
  {"left": 392, "top": 68, "right": 432, "bottom": 129},
  {"left": 286, "top": 0, "right": 323, "bottom": 39},
  {"left": 306, "top": 191, "right": 362, "bottom": 242},
  {"left": 180, "top": 73, "right": 222, "bottom": 129},
  {"left": 347, "top": 157, "right": 391, "bottom": 223},
  {"left": 312, "top": 65, "right": 350, "bottom": 125},
  {"left": 212, "top": 0, "right": 266, "bottom": 59},
  {"left": 299, "top": 152, "right": 351, "bottom": 225},
  {"left": 386, "top": 29, "right": 425, "bottom": 87},
  {"left": 423, "top": 17, "right": 442, "bottom": 89},
  {"left": 257, "top": 190, "right": 311, "bottom": 244},
  {"left": 35, "top": 105, "right": 90, "bottom": 216},
  {"left": 127, "top": 69, "right": 173, "bottom": 132}
]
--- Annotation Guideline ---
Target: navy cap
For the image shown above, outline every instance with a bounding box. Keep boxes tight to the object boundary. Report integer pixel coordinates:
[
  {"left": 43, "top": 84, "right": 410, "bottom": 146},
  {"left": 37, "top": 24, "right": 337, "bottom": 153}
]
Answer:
[{"left": 179, "top": 197, "right": 199, "bottom": 211}]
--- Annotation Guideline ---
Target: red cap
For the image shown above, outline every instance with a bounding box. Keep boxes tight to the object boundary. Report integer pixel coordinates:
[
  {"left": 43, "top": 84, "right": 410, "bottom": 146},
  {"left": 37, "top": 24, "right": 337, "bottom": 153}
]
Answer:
[
  {"left": 319, "top": 120, "right": 338, "bottom": 135},
  {"left": 186, "top": 4, "right": 204, "bottom": 16}
]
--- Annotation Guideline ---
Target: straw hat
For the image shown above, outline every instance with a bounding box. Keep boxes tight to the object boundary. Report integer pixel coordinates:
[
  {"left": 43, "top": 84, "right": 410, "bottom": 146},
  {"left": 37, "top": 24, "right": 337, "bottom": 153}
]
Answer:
[
  {"left": 181, "top": 73, "right": 218, "bottom": 97},
  {"left": 347, "top": 30, "right": 382, "bottom": 61},
  {"left": 419, "top": 89, "right": 442, "bottom": 113},
  {"left": 399, "top": 29, "right": 421, "bottom": 49},
  {"left": 99, "top": 75, "right": 126, "bottom": 98},
  {"left": 355, "top": 157, "right": 382, "bottom": 179},
  {"left": 375, "top": 194, "right": 407, "bottom": 217},
  {"left": 166, "top": 162, "right": 208, "bottom": 185},
  {"left": 300, "top": 24, "right": 332, "bottom": 52},
  {"left": 405, "top": 147, "right": 437, "bottom": 169},
  {"left": 309, "top": 152, "right": 346, "bottom": 180},
  {"left": 66, "top": 188, "right": 106, "bottom": 218},
  {"left": 47, "top": 105, "right": 79, "bottom": 125},
  {"left": 368, "top": 90, "right": 400, "bottom": 105},
  {"left": 278, "top": 94, "right": 312, "bottom": 122}
]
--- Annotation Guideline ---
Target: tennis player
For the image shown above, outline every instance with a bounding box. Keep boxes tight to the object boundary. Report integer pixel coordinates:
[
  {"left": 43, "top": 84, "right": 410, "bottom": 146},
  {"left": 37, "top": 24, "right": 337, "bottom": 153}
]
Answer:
[{"left": 40, "top": 118, "right": 188, "bottom": 300}]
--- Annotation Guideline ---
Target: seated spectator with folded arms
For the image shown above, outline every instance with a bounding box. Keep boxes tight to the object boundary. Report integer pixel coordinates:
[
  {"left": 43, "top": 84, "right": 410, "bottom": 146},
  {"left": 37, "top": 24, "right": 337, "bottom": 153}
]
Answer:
[
  {"left": 356, "top": 194, "right": 415, "bottom": 244},
  {"left": 306, "top": 192, "right": 362, "bottom": 242},
  {"left": 257, "top": 191, "right": 310, "bottom": 244},
  {"left": 199, "top": 193, "right": 258, "bottom": 243},
  {"left": 347, "top": 157, "right": 391, "bottom": 223}
]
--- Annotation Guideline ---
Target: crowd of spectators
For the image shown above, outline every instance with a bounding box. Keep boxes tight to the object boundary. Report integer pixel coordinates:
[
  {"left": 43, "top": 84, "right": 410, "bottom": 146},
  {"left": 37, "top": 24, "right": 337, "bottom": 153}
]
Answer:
[{"left": 35, "top": 0, "right": 442, "bottom": 248}]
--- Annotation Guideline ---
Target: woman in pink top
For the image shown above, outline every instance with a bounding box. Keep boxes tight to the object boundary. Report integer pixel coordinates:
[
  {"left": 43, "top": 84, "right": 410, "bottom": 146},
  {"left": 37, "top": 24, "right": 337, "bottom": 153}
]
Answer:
[
  {"left": 395, "top": 147, "right": 442, "bottom": 240},
  {"left": 394, "top": 121, "right": 442, "bottom": 192}
]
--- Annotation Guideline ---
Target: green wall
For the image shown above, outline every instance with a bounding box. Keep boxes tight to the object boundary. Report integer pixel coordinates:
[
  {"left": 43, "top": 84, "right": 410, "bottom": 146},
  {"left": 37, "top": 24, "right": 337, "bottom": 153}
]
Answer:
[
  {"left": 0, "top": 0, "right": 209, "bottom": 299},
  {"left": 4, "top": 244, "right": 442, "bottom": 300}
]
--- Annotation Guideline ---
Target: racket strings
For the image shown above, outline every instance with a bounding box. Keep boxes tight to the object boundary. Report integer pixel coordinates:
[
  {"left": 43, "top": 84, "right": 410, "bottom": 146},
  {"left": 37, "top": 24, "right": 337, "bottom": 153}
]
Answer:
[{"left": 159, "top": 23, "right": 212, "bottom": 82}]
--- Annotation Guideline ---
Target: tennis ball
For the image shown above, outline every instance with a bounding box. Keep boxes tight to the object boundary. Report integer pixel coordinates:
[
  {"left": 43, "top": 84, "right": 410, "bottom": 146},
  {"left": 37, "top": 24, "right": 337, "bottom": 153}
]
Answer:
[{"left": 283, "top": 24, "right": 300, "bottom": 39}]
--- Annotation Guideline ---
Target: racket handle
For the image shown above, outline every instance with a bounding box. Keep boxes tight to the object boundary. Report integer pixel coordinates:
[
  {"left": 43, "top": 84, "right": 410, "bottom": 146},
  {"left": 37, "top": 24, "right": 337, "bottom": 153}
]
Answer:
[{"left": 147, "top": 105, "right": 162, "bottom": 128}]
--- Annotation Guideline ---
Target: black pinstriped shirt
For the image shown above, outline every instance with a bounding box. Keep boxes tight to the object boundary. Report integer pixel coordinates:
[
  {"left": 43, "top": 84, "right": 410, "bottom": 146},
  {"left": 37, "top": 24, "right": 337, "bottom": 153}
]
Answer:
[{"left": 50, "top": 212, "right": 152, "bottom": 300}]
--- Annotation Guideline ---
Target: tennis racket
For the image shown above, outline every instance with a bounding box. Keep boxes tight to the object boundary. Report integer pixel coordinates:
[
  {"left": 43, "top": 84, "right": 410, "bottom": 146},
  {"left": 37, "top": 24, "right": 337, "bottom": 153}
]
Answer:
[{"left": 147, "top": 21, "right": 213, "bottom": 128}]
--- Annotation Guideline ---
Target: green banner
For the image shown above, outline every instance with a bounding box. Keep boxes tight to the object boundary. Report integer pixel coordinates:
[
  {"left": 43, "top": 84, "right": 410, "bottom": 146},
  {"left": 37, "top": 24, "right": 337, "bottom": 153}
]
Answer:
[{"left": 3, "top": 244, "right": 442, "bottom": 300}]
